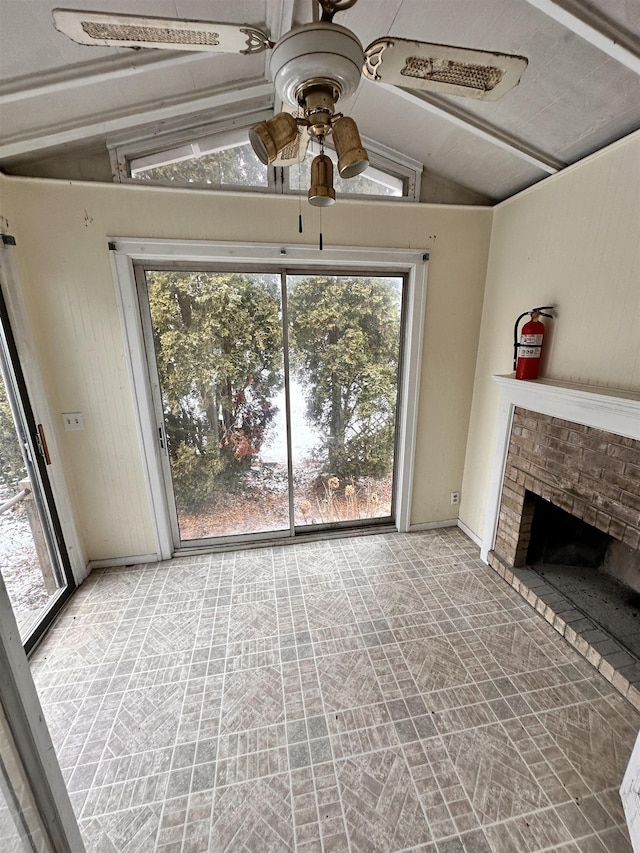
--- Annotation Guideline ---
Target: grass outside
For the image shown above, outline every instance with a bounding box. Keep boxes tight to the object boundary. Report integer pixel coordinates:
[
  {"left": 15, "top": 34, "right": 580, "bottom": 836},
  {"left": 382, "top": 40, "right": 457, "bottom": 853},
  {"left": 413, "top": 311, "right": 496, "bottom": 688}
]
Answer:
[
  {"left": 0, "top": 501, "right": 50, "bottom": 620},
  {"left": 178, "top": 464, "right": 392, "bottom": 540}
]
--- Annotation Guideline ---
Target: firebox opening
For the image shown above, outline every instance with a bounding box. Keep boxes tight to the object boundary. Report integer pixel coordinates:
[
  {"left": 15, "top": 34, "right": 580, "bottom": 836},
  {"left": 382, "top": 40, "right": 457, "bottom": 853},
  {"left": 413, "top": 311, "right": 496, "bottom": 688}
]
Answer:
[
  {"left": 527, "top": 496, "right": 611, "bottom": 568},
  {"left": 525, "top": 493, "right": 640, "bottom": 659}
]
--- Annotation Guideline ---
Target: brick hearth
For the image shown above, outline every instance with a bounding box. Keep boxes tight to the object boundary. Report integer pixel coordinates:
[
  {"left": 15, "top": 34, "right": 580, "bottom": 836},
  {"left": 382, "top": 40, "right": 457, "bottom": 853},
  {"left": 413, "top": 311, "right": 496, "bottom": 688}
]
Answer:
[{"left": 487, "top": 404, "right": 640, "bottom": 709}]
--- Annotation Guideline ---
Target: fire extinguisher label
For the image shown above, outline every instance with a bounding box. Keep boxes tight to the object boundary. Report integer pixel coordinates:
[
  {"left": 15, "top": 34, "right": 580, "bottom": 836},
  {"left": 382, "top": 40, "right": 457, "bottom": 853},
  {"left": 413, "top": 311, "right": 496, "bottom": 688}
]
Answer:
[{"left": 519, "top": 333, "right": 543, "bottom": 358}]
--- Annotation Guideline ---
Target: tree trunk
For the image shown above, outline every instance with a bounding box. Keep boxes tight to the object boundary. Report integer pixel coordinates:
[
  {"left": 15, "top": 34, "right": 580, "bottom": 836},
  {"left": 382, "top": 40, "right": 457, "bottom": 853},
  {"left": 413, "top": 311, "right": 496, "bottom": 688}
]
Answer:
[{"left": 328, "top": 326, "right": 345, "bottom": 471}]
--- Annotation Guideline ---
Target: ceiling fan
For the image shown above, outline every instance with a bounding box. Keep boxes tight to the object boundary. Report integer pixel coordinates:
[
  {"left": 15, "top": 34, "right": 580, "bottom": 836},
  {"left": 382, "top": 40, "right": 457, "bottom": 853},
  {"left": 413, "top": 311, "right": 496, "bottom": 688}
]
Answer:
[{"left": 53, "top": 0, "right": 528, "bottom": 205}]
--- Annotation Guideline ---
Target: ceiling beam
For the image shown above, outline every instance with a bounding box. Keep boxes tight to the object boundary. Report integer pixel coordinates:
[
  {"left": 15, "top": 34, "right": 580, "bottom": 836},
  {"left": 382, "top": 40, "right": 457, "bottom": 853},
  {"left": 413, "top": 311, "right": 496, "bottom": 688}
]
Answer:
[
  {"left": 523, "top": 0, "right": 640, "bottom": 74},
  {"left": 380, "top": 84, "right": 564, "bottom": 174},
  {"left": 0, "top": 81, "right": 273, "bottom": 160},
  {"left": 0, "top": 52, "right": 215, "bottom": 106},
  {"left": 266, "top": 0, "right": 296, "bottom": 42},
  {"left": 267, "top": 0, "right": 296, "bottom": 113}
]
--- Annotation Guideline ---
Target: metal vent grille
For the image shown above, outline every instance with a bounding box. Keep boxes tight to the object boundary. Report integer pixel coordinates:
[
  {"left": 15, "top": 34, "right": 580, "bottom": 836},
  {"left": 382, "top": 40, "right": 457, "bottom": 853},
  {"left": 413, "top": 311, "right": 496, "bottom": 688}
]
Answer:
[
  {"left": 81, "top": 21, "right": 221, "bottom": 46},
  {"left": 401, "top": 57, "right": 504, "bottom": 92}
]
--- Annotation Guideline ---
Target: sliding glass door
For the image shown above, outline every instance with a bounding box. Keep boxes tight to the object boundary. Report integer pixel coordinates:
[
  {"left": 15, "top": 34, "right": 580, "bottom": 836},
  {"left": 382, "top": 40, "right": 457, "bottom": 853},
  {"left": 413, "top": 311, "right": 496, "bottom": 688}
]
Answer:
[
  {"left": 138, "top": 266, "right": 404, "bottom": 548},
  {"left": 0, "top": 286, "right": 75, "bottom": 651},
  {"left": 287, "top": 274, "right": 403, "bottom": 529}
]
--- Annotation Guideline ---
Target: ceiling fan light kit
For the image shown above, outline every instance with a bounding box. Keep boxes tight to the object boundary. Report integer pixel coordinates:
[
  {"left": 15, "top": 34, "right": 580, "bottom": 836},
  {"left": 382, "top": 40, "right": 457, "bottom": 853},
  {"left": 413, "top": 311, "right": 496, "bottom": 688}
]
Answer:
[
  {"left": 52, "top": 0, "right": 529, "bottom": 207},
  {"left": 251, "top": 20, "right": 371, "bottom": 205},
  {"left": 331, "top": 116, "right": 369, "bottom": 178},
  {"left": 308, "top": 153, "right": 336, "bottom": 206},
  {"left": 249, "top": 113, "right": 299, "bottom": 165}
]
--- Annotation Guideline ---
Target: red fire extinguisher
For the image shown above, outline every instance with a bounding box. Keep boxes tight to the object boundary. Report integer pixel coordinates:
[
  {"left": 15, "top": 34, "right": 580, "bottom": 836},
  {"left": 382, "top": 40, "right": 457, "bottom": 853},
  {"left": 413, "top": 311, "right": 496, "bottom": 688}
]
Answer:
[{"left": 513, "top": 306, "right": 554, "bottom": 380}]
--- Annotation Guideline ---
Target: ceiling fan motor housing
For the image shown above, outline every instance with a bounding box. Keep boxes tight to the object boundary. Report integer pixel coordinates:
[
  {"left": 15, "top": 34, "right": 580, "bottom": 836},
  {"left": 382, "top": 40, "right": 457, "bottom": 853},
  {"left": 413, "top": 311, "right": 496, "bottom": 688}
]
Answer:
[{"left": 270, "top": 22, "right": 364, "bottom": 110}]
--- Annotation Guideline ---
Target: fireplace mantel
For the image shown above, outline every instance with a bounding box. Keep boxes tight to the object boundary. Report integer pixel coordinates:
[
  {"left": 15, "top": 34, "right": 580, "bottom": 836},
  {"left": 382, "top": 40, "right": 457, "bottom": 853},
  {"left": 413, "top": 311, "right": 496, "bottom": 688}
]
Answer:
[{"left": 481, "top": 375, "right": 640, "bottom": 562}]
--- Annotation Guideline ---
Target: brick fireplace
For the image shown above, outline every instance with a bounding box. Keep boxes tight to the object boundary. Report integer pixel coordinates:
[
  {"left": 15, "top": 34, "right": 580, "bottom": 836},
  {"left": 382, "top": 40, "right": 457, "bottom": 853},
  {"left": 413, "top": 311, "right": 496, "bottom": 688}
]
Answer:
[
  {"left": 491, "top": 407, "right": 640, "bottom": 571},
  {"left": 482, "top": 379, "right": 640, "bottom": 851},
  {"left": 481, "top": 376, "right": 640, "bottom": 705}
]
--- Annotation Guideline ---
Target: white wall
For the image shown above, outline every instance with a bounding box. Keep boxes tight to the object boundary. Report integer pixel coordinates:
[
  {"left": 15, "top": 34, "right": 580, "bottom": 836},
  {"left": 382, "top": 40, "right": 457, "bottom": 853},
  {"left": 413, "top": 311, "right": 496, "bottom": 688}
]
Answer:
[
  {"left": 0, "top": 177, "right": 492, "bottom": 562},
  {"left": 460, "top": 132, "right": 640, "bottom": 541}
]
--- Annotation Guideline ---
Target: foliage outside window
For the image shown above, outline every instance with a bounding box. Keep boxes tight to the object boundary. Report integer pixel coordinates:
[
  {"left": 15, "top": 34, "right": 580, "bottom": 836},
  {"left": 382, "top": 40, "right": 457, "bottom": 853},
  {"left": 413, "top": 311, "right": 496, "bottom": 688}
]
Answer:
[
  {"left": 287, "top": 275, "right": 401, "bottom": 479},
  {"left": 0, "top": 379, "right": 25, "bottom": 492},
  {"left": 130, "top": 140, "right": 268, "bottom": 187},
  {"left": 145, "top": 271, "right": 402, "bottom": 535},
  {"left": 147, "top": 271, "right": 282, "bottom": 511}
]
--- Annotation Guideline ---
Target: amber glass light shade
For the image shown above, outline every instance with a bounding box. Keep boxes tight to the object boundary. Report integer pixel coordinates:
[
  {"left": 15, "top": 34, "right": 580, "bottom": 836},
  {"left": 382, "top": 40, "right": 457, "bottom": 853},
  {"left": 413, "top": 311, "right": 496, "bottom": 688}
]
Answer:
[
  {"left": 308, "top": 153, "right": 336, "bottom": 206},
  {"left": 332, "top": 116, "right": 369, "bottom": 178},
  {"left": 249, "top": 113, "right": 298, "bottom": 165}
]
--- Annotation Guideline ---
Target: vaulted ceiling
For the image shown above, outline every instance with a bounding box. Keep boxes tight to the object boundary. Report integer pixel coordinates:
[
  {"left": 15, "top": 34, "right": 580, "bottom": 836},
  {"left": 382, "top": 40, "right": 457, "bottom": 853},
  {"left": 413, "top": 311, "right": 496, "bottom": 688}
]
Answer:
[{"left": 1, "top": 0, "right": 639, "bottom": 203}]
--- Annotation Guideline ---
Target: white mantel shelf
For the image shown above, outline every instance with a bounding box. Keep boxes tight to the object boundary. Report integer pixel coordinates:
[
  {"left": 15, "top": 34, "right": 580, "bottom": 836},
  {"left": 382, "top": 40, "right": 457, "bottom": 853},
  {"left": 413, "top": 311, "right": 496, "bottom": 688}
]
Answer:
[{"left": 492, "top": 374, "right": 640, "bottom": 441}]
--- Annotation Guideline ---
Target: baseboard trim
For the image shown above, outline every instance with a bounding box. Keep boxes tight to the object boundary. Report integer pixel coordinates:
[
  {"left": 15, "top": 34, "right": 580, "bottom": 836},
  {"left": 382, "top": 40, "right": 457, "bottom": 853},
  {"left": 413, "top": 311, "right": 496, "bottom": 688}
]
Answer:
[
  {"left": 408, "top": 519, "right": 458, "bottom": 532},
  {"left": 457, "top": 519, "right": 483, "bottom": 549},
  {"left": 87, "top": 553, "right": 158, "bottom": 571}
]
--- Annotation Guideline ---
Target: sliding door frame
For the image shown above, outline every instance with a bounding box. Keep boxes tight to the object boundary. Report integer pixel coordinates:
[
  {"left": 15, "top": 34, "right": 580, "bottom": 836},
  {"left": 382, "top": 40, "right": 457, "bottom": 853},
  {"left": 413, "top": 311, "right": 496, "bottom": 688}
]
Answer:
[
  {"left": 0, "top": 571, "right": 85, "bottom": 850},
  {"left": 111, "top": 239, "right": 428, "bottom": 558},
  {"left": 0, "top": 240, "right": 83, "bottom": 651}
]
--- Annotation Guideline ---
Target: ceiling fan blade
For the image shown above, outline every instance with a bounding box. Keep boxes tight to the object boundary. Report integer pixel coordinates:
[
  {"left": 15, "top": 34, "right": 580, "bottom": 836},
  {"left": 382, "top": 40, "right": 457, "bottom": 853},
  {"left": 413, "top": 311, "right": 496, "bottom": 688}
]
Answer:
[
  {"left": 53, "top": 9, "right": 273, "bottom": 54},
  {"left": 363, "top": 38, "right": 527, "bottom": 101}
]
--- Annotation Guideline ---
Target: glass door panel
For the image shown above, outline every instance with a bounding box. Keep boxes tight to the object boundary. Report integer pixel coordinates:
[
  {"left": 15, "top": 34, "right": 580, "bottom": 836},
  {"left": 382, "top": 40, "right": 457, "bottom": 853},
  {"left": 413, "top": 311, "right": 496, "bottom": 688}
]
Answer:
[
  {"left": 0, "top": 291, "right": 73, "bottom": 649},
  {"left": 286, "top": 274, "right": 403, "bottom": 528},
  {"left": 139, "top": 267, "right": 405, "bottom": 548},
  {"left": 0, "top": 372, "right": 60, "bottom": 640},
  {"left": 144, "top": 270, "right": 290, "bottom": 542}
]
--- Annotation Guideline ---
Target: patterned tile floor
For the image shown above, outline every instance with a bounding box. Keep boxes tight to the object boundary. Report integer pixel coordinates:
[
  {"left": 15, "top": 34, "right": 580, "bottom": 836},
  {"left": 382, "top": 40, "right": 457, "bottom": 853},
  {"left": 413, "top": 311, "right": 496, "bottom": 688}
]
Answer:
[{"left": 30, "top": 529, "right": 639, "bottom": 852}]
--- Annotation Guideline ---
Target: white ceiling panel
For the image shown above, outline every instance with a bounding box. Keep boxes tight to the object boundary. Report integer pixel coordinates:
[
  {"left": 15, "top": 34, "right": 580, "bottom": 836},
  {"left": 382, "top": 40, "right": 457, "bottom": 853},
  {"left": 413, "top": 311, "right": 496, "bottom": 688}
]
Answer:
[
  {"left": 350, "top": 79, "right": 548, "bottom": 199},
  {"left": 1, "top": 0, "right": 638, "bottom": 201},
  {"left": 0, "top": 53, "right": 266, "bottom": 151},
  {"left": 589, "top": 0, "right": 640, "bottom": 32}
]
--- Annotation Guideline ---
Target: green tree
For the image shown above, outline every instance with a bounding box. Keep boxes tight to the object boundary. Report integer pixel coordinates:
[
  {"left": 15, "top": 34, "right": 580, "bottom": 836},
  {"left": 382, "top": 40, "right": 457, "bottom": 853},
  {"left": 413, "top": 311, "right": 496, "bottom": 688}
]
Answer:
[
  {"left": 147, "top": 271, "right": 282, "bottom": 511},
  {"left": 0, "top": 376, "right": 26, "bottom": 492},
  {"left": 132, "top": 143, "right": 267, "bottom": 186},
  {"left": 288, "top": 276, "right": 401, "bottom": 480}
]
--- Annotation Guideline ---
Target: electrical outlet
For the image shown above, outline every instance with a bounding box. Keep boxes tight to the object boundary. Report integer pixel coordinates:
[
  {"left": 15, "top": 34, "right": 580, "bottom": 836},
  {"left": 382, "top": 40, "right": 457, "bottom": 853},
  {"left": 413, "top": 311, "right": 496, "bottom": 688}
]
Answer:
[
  {"left": 450, "top": 491, "right": 460, "bottom": 505},
  {"left": 62, "top": 412, "right": 84, "bottom": 431}
]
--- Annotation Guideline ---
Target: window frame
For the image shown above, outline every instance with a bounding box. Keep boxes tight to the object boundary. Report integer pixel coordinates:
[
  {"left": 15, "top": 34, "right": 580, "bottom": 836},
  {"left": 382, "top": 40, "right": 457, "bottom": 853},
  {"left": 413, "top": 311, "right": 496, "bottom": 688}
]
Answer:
[
  {"left": 109, "top": 109, "right": 278, "bottom": 194},
  {"left": 109, "top": 120, "right": 422, "bottom": 202}
]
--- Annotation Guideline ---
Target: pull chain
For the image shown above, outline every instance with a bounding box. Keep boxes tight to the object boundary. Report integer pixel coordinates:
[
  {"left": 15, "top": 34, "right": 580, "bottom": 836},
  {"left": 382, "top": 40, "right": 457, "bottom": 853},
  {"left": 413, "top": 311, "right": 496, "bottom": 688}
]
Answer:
[
  {"left": 297, "top": 115, "right": 303, "bottom": 233},
  {"left": 319, "top": 136, "right": 324, "bottom": 250}
]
